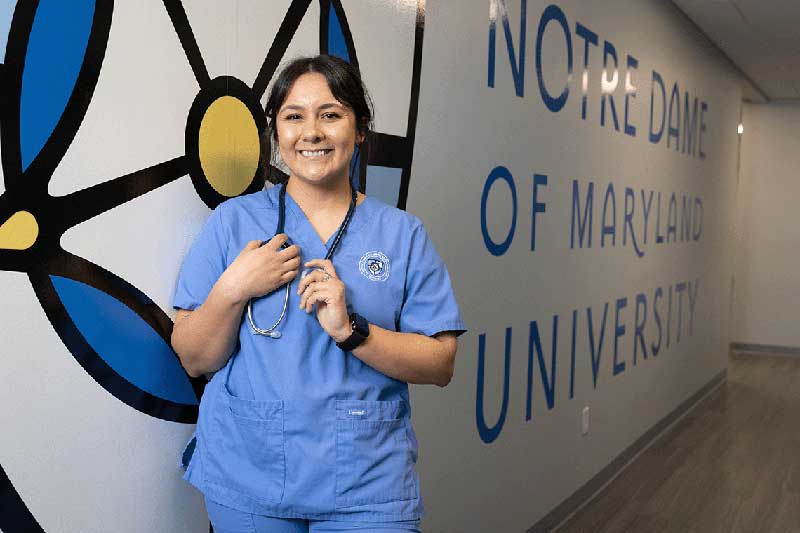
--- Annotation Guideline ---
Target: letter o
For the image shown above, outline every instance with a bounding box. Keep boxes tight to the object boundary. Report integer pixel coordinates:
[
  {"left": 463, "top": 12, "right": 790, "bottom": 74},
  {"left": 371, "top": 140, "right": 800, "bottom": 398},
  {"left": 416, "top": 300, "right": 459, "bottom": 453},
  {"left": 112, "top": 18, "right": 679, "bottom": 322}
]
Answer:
[
  {"left": 536, "top": 4, "right": 573, "bottom": 112},
  {"left": 481, "top": 166, "right": 517, "bottom": 256}
]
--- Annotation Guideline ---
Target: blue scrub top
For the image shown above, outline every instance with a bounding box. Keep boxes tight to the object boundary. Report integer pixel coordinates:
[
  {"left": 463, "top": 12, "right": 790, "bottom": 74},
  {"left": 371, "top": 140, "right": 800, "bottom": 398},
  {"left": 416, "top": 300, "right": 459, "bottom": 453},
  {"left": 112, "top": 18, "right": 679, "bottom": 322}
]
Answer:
[{"left": 173, "top": 184, "right": 466, "bottom": 522}]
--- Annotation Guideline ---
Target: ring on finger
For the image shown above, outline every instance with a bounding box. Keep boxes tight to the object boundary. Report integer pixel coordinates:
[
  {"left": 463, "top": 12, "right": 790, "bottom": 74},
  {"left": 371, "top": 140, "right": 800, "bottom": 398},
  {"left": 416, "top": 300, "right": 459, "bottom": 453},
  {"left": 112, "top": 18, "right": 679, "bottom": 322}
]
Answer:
[{"left": 303, "top": 266, "right": 331, "bottom": 279}]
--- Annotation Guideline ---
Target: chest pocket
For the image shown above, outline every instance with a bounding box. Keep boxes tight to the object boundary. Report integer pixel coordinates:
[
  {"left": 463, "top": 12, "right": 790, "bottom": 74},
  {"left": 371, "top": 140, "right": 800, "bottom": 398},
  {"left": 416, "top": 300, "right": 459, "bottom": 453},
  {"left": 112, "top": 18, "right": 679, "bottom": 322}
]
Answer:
[
  {"left": 334, "top": 400, "right": 418, "bottom": 508},
  {"left": 202, "top": 384, "right": 285, "bottom": 504}
]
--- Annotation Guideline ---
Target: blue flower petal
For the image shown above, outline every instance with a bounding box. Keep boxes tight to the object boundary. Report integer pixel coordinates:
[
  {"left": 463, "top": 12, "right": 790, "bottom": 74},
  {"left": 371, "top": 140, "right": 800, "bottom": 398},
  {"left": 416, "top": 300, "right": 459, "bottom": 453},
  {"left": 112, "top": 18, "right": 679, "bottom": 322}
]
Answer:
[
  {"left": 51, "top": 275, "right": 198, "bottom": 406},
  {"left": 327, "top": 5, "right": 349, "bottom": 61},
  {"left": 20, "top": 0, "right": 95, "bottom": 171}
]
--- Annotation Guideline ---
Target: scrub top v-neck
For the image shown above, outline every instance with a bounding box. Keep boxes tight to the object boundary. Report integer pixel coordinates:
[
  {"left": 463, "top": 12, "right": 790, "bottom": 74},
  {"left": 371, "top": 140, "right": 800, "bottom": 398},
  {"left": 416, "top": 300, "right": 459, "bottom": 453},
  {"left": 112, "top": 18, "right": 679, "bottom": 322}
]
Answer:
[{"left": 173, "top": 184, "right": 466, "bottom": 522}]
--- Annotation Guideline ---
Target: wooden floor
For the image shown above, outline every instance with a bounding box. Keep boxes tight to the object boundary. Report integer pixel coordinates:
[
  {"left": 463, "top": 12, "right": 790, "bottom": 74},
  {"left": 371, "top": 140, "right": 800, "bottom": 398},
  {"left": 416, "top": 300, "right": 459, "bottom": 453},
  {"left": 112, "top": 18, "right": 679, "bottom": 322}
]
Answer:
[{"left": 558, "top": 352, "right": 800, "bottom": 533}]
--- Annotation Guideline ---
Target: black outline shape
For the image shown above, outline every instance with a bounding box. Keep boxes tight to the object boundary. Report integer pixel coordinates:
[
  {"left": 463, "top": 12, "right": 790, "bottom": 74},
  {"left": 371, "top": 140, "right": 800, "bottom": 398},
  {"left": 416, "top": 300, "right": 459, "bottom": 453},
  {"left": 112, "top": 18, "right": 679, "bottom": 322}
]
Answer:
[
  {"left": 0, "top": 0, "right": 205, "bottom": 425},
  {"left": 317, "top": 0, "right": 426, "bottom": 209},
  {"left": 396, "top": 0, "right": 426, "bottom": 210},
  {"left": 1, "top": 0, "right": 113, "bottom": 188},
  {"left": 0, "top": 0, "right": 38, "bottom": 183},
  {"left": 0, "top": 1, "right": 428, "bottom": 529},
  {"left": 185, "top": 76, "right": 267, "bottom": 209},
  {"left": 319, "top": 0, "right": 361, "bottom": 74},
  {"left": 252, "top": 0, "right": 313, "bottom": 99},
  {"left": 367, "top": 132, "right": 411, "bottom": 169},
  {"left": 29, "top": 263, "right": 201, "bottom": 423},
  {"left": 0, "top": 0, "right": 427, "bottom": 423},
  {"left": 0, "top": 156, "right": 188, "bottom": 273},
  {"left": 162, "top": 0, "right": 210, "bottom": 87},
  {"left": 318, "top": 0, "right": 330, "bottom": 57},
  {"left": 0, "top": 463, "right": 45, "bottom": 533},
  {"left": 59, "top": 156, "right": 189, "bottom": 228}
]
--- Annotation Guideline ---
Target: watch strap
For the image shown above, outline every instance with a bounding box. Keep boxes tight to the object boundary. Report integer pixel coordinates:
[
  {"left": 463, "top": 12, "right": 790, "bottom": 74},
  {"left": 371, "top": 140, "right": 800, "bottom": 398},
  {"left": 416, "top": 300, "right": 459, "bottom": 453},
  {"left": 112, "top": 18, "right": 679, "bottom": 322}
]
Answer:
[{"left": 336, "top": 313, "right": 368, "bottom": 351}]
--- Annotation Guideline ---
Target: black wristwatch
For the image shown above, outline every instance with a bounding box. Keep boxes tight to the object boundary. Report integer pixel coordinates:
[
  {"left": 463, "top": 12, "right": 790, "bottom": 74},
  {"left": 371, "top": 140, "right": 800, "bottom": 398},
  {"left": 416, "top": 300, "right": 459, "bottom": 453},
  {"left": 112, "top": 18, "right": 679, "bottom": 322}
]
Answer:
[{"left": 336, "top": 312, "right": 370, "bottom": 351}]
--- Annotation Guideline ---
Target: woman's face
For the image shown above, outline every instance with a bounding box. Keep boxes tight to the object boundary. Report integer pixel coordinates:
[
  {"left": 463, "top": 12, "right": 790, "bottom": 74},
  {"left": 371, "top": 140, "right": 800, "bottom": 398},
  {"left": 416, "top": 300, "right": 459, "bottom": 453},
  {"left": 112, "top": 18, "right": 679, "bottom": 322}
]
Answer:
[{"left": 276, "top": 72, "right": 363, "bottom": 188}]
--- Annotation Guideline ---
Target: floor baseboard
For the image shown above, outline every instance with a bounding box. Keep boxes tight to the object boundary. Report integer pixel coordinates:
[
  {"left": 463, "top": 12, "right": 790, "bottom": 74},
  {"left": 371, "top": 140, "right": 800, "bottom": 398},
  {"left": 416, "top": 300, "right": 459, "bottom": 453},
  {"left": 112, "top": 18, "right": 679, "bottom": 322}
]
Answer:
[{"left": 730, "top": 342, "right": 800, "bottom": 358}]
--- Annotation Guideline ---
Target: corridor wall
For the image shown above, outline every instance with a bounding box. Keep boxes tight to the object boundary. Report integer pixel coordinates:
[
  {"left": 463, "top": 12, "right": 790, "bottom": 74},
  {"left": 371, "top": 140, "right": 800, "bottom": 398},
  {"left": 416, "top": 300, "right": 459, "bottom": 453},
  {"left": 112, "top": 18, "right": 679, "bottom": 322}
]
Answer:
[{"left": 732, "top": 101, "right": 800, "bottom": 350}]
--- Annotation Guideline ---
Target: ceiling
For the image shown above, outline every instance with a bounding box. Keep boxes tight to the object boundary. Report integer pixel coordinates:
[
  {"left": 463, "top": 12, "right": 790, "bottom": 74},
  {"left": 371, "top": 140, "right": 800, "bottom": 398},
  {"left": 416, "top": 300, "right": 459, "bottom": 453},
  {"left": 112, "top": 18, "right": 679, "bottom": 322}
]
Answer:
[{"left": 672, "top": 0, "right": 800, "bottom": 102}]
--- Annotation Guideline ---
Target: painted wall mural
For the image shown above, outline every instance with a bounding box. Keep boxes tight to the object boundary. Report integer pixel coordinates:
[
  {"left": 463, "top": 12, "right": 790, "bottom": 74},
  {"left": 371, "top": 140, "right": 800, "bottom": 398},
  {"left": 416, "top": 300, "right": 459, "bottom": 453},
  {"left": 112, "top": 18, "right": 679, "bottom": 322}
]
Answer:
[{"left": 0, "top": 1, "right": 424, "bottom": 531}]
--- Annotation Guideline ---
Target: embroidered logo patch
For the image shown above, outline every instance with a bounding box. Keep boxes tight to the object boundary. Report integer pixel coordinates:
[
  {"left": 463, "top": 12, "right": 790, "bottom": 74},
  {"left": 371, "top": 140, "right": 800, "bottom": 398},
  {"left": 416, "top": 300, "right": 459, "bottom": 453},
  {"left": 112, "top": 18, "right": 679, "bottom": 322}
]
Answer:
[{"left": 359, "top": 251, "right": 390, "bottom": 282}]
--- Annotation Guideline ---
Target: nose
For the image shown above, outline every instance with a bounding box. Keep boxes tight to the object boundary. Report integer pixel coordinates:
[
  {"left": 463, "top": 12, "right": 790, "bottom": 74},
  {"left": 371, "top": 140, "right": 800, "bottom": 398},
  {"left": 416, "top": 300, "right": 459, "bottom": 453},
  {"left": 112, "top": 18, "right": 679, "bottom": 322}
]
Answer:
[{"left": 301, "top": 118, "right": 324, "bottom": 143}]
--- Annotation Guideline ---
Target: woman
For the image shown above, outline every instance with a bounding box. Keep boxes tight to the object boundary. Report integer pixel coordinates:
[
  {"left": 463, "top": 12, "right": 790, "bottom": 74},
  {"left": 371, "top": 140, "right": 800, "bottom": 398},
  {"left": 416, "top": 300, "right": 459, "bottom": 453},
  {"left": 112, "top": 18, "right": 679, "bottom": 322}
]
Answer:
[{"left": 172, "top": 55, "right": 466, "bottom": 533}]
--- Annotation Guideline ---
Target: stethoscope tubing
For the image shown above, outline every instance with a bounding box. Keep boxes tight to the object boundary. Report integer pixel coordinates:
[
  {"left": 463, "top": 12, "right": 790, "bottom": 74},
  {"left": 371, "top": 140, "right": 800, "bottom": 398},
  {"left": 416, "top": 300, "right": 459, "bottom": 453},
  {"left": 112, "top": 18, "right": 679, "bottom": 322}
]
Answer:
[
  {"left": 247, "top": 182, "right": 357, "bottom": 338},
  {"left": 247, "top": 280, "right": 291, "bottom": 338}
]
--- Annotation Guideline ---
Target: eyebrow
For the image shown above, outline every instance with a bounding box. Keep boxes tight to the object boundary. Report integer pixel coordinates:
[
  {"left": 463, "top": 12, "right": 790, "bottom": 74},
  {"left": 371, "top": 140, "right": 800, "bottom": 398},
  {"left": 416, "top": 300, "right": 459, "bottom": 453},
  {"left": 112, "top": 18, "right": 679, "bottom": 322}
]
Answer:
[{"left": 279, "top": 102, "right": 344, "bottom": 113}]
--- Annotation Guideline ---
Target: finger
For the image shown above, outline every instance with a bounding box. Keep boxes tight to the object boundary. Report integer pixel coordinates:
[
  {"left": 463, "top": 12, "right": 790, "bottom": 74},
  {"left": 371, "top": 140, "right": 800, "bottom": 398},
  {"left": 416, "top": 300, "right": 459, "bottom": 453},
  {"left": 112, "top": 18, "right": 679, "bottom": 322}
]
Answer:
[
  {"left": 305, "top": 291, "right": 316, "bottom": 313},
  {"left": 308, "top": 287, "right": 336, "bottom": 313},
  {"left": 297, "top": 269, "right": 329, "bottom": 295},
  {"left": 305, "top": 287, "right": 326, "bottom": 313},
  {"left": 298, "top": 276, "right": 322, "bottom": 308},
  {"left": 281, "top": 256, "right": 301, "bottom": 273},
  {"left": 280, "top": 269, "right": 298, "bottom": 284},
  {"left": 304, "top": 259, "right": 338, "bottom": 279},
  {"left": 265, "top": 233, "right": 289, "bottom": 251},
  {"left": 277, "top": 243, "right": 300, "bottom": 260},
  {"left": 244, "top": 240, "right": 261, "bottom": 251},
  {"left": 299, "top": 281, "right": 317, "bottom": 311},
  {"left": 302, "top": 279, "right": 333, "bottom": 312},
  {"left": 296, "top": 269, "right": 318, "bottom": 294},
  {"left": 306, "top": 282, "right": 340, "bottom": 313}
]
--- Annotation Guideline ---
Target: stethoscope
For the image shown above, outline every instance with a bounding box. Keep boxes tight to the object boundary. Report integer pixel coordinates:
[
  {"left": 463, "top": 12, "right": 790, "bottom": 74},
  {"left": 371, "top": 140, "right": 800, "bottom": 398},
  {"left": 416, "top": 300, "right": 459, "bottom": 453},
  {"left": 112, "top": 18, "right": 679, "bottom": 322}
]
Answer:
[{"left": 247, "top": 182, "right": 358, "bottom": 338}]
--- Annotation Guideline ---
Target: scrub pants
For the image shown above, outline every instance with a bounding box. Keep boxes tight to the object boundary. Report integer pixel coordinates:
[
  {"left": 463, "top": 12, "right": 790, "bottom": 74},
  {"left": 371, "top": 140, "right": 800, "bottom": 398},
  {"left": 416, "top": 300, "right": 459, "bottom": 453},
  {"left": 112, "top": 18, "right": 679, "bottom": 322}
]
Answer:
[{"left": 206, "top": 498, "right": 422, "bottom": 533}]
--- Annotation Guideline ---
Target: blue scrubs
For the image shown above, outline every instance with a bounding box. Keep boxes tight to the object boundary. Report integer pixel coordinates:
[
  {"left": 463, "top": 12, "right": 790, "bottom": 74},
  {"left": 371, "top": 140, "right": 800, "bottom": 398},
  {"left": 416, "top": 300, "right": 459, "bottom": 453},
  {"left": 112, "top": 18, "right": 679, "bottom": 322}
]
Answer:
[{"left": 174, "top": 185, "right": 466, "bottom": 523}]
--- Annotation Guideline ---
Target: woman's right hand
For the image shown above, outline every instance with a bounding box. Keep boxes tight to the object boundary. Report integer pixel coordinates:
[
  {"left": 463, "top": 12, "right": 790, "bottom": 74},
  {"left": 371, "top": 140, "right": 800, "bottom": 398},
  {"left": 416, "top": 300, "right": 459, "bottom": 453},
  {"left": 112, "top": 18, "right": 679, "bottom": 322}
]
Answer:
[{"left": 217, "top": 234, "right": 301, "bottom": 304}]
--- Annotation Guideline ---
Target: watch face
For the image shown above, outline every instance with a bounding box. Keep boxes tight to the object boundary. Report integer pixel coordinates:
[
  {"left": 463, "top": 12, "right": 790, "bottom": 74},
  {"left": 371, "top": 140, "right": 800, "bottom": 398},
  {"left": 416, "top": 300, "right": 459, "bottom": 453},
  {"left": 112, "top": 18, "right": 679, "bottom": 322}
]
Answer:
[{"left": 352, "top": 313, "right": 369, "bottom": 336}]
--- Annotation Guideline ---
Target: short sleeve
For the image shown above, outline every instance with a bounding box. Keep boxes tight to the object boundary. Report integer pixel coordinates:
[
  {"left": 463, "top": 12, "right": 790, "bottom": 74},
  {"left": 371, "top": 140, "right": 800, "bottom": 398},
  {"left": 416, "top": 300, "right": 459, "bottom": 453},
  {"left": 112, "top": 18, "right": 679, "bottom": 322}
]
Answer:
[
  {"left": 398, "top": 220, "right": 467, "bottom": 338},
  {"left": 172, "top": 205, "right": 229, "bottom": 311}
]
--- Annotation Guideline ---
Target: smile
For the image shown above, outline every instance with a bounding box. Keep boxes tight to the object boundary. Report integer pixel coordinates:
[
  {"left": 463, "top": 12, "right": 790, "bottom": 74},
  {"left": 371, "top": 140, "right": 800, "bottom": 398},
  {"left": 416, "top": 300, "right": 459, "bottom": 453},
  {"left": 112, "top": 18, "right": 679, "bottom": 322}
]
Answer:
[{"left": 299, "top": 149, "right": 333, "bottom": 157}]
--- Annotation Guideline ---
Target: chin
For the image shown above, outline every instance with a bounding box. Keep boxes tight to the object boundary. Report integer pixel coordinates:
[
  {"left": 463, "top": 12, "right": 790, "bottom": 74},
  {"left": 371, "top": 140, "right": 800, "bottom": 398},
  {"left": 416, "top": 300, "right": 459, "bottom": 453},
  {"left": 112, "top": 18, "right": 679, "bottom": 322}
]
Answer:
[{"left": 293, "top": 169, "right": 348, "bottom": 186}]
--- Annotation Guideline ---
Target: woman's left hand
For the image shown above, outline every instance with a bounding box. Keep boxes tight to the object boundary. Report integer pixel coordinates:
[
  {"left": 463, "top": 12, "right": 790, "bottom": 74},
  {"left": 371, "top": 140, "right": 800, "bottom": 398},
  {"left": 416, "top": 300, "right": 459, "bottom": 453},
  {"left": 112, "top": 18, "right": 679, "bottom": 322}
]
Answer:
[{"left": 297, "top": 259, "right": 351, "bottom": 342}]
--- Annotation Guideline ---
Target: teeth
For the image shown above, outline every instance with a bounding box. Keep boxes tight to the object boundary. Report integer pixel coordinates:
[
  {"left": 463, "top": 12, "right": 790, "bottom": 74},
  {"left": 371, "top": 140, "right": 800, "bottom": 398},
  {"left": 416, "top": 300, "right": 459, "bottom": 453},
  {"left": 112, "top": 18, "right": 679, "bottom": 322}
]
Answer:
[{"left": 300, "top": 150, "right": 330, "bottom": 157}]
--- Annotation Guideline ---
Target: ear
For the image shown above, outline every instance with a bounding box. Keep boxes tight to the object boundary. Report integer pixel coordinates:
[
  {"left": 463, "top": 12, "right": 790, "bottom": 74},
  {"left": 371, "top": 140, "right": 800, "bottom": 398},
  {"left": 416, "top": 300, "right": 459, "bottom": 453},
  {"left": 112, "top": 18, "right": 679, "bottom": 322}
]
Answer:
[{"left": 355, "top": 130, "right": 366, "bottom": 145}]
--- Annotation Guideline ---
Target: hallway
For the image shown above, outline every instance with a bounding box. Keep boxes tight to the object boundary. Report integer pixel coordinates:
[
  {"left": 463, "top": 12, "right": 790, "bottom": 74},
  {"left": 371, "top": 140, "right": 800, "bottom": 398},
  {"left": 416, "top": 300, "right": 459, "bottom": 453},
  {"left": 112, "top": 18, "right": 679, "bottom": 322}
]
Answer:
[{"left": 559, "top": 352, "right": 800, "bottom": 532}]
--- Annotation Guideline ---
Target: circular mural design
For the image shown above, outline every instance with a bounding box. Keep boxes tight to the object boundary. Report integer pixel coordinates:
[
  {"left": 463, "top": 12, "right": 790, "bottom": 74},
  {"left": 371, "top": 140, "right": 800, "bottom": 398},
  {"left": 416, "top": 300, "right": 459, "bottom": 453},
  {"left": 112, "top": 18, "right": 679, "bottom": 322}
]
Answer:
[{"left": 0, "top": 0, "right": 426, "bottom": 530}]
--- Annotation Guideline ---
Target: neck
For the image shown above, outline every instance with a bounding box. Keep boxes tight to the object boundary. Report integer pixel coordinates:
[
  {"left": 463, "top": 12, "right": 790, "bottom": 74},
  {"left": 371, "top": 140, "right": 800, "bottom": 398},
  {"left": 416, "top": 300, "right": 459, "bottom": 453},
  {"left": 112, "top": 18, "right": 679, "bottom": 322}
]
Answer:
[{"left": 285, "top": 175, "right": 353, "bottom": 215}]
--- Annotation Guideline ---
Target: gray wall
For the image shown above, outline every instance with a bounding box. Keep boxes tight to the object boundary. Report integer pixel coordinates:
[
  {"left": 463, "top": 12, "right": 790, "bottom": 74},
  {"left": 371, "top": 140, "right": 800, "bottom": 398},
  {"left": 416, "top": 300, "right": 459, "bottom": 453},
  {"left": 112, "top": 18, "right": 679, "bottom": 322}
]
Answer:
[
  {"left": 733, "top": 101, "right": 800, "bottom": 349},
  {"left": 408, "top": 1, "right": 741, "bottom": 531}
]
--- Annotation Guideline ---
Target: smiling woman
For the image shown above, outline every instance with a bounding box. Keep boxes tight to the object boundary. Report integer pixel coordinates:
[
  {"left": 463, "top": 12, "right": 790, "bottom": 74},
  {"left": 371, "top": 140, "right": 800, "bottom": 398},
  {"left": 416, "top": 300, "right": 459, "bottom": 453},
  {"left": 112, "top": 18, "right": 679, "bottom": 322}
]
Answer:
[
  {"left": 264, "top": 55, "right": 373, "bottom": 189},
  {"left": 276, "top": 72, "right": 365, "bottom": 203},
  {"left": 170, "top": 54, "right": 466, "bottom": 533}
]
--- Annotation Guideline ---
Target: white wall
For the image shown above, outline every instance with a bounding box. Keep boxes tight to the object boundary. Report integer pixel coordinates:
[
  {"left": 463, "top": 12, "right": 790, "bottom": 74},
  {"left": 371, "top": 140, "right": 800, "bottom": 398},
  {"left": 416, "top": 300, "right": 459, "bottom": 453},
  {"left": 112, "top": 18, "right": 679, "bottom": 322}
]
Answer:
[{"left": 733, "top": 101, "right": 800, "bottom": 349}]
